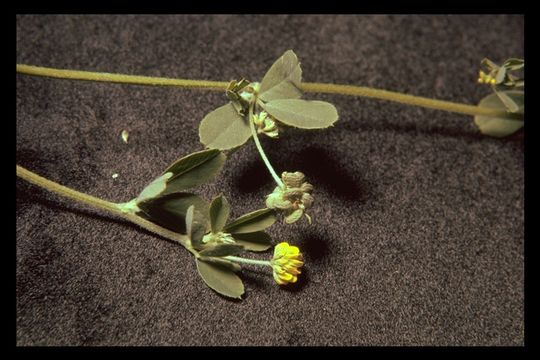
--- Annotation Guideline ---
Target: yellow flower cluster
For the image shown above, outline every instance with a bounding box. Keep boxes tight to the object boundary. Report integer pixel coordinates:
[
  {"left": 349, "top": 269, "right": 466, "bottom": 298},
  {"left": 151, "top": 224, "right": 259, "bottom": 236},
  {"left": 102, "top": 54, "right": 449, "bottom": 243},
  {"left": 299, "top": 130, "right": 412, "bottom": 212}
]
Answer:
[
  {"left": 478, "top": 70, "right": 497, "bottom": 85},
  {"left": 271, "top": 242, "right": 304, "bottom": 285}
]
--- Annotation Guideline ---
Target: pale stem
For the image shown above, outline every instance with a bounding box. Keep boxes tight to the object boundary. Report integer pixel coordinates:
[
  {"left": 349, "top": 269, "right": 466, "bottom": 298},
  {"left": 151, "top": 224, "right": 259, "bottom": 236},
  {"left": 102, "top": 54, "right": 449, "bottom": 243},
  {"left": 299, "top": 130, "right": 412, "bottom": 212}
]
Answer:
[
  {"left": 248, "top": 103, "right": 285, "bottom": 188},
  {"left": 16, "top": 165, "right": 196, "bottom": 255},
  {"left": 16, "top": 64, "right": 523, "bottom": 120},
  {"left": 224, "top": 255, "right": 272, "bottom": 267}
]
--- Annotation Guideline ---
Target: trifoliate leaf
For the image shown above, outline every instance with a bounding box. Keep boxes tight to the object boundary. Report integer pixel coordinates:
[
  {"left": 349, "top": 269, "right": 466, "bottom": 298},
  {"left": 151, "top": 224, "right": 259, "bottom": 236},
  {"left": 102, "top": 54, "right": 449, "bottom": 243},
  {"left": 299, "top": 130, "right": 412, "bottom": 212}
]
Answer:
[
  {"left": 186, "top": 205, "right": 208, "bottom": 249},
  {"left": 199, "top": 102, "right": 251, "bottom": 150},
  {"left": 163, "top": 149, "right": 226, "bottom": 194},
  {"left": 474, "top": 90, "right": 524, "bottom": 138},
  {"left": 137, "top": 192, "right": 209, "bottom": 234},
  {"left": 223, "top": 208, "right": 277, "bottom": 234},
  {"left": 209, "top": 195, "right": 230, "bottom": 233},
  {"left": 196, "top": 258, "right": 244, "bottom": 299},
  {"left": 231, "top": 232, "right": 272, "bottom": 252},
  {"left": 259, "top": 50, "right": 302, "bottom": 102},
  {"left": 199, "top": 243, "right": 245, "bottom": 257},
  {"left": 261, "top": 99, "right": 339, "bottom": 129}
]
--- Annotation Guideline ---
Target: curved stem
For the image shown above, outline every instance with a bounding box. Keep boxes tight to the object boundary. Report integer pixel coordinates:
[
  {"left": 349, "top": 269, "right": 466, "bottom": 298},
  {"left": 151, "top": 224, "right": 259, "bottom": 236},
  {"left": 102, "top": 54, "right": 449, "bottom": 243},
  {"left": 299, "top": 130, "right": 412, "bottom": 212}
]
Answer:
[
  {"left": 16, "top": 64, "right": 523, "bottom": 120},
  {"left": 16, "top": 165, "right": 195, "bottom": 254},
  {"left": 224, "top": 256, "right": 272, "bottom": 267},
  {"left": 248, "top": 103, "right": 285, "bottom": 188}
]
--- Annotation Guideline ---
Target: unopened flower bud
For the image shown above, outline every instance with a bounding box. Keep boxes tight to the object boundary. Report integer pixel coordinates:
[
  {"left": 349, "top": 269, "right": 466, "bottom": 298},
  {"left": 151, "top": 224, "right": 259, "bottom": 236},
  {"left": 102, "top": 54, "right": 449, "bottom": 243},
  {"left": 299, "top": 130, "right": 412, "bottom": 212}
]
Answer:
[
  {"left": 202, "top": 231, "right": 236, "bottom": 245},
  {"left": 253, "top": 111, "right": 279, "bottom": 138},
  {"left": 265, "top": 171, "right": 314, "bottom": 224},
  {"left": 282, "top": 171, "right": 305, "bottom": 188}
]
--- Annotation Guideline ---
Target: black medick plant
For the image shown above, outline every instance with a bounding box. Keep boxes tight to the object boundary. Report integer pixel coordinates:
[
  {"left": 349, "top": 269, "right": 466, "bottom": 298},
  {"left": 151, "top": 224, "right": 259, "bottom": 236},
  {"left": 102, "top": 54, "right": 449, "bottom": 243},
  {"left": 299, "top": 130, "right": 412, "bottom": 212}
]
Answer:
[{"left": 16, "top": 51, "right": 524, "bottom": 298}]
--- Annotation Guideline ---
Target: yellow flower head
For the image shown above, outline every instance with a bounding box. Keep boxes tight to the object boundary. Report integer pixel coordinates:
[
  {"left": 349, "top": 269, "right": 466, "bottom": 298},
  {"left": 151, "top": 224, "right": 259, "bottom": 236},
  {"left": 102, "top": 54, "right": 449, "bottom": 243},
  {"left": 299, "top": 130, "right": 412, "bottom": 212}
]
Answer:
[
  {"left": 477, "top": 70, "right": 497, "bottom": 85},
  {"left": 271, "top": 242, "right": 304, "bottom": 285}
]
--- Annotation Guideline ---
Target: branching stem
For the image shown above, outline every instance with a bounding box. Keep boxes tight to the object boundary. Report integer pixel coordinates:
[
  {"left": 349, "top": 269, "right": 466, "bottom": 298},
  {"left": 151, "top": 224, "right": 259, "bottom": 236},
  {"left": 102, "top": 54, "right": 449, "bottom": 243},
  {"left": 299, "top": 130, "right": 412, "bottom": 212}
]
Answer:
[
  {"left": 16, "top": 64, "right": 523, "bottom": 120},
  {"left": 16, "top": 165, "right": 196, "bottom": 255}
]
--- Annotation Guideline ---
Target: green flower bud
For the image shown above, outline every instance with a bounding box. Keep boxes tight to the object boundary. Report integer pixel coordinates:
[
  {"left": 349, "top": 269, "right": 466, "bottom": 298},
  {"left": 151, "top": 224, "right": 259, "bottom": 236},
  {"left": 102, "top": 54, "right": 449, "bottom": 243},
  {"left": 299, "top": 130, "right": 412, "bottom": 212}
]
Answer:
[
  {"left": 285, "top": 209, "right": 304, "bottom": 224},
  {"left": 301, "top": 193, "right": 314, "bottom": 208},
  {"left": 253, "top": 111, "right": 279, "bottom": 138},
  {"left": 265, "top": 172, "right": 314, "bottom": 224},
  {"left": 301, "top": 182, "right": 314, "bottom": 193},
  {"left": 266, "top": 191, "right": 294, "bottom": 210},
  {"left": 282, "top": 171, "right": 305, "bottom": 188},
  {"left": 202, "top": 231, "right": 236, "bottom": 245}
]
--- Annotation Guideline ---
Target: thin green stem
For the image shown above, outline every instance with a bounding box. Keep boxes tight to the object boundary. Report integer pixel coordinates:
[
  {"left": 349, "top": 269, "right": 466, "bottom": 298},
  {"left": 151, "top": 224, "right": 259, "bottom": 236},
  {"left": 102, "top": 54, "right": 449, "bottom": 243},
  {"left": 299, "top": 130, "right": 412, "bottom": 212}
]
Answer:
[
  {"left": 248, "top": 103, "right": 285, "bottom": 188},
  {"left": 301, "top": 83, "right": 523, "bottom": 120},
  {"left": 224, "top": 256, "right": 272, "bottom": 267},
  {"left": 16, "top": 64, "right": 228, "bottom": 90},
  {"left": 16, "top": 63, "right": 523, "bottom": 120},
  {"left": 16, "top": 165, "right": 195, "bottom": 254}
]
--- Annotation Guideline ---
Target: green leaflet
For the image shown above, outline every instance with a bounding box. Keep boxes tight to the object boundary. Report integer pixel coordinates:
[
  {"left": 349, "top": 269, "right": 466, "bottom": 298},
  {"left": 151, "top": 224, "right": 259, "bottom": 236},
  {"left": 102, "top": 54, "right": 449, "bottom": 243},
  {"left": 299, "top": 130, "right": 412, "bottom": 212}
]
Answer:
[
  {"left": 209, "top": 195, "right": 230, "bottom": 233},
  {"left": 494, "top": 89, "right": 520, "bottom": 113},
  {"left": 259, "top": 50, "right": 303, "bottom": 102},
  {"left": 163, "top": 149, "right": 226, "bottom": 194},
  {"left": 136, "top": 172, "right": 173, "bottom": 203},
  {"left": 199, "top": 243, "right": 245, "bottom": 257},
  {"left": 199, "top": 102, "right": 252, "bottom": 150},
  {"left": 137, "top": 192, "right": 209, "bottom": 234},
  {"left": 474, "top": 91, "right": 524, "bottom": 138},
  {"left": 135, "top": 149, "right": 225, "bottom": 203},
  {"left": 261, "top": 99, "right": 339, "bottom": 129},
  {"left": 186, "top": 205, "right": 208, "bottom": 249},
  {"left": 223, "top": 208, "right": 277, "bottom": 234},
  {"left": 502, "top": 58, "right": 524, "bottom": 71},
  {"left": 231, "top": 232, "right": 272, "bottom": 252},
  {"left": 196, "top": 258, "right": 244, "bottom": 299},
  {"left": 481, "top": 58, "right": 499, "bottom": 70},
  {"left": 495, "top": 67, "right": 507, "bottom": 84}
]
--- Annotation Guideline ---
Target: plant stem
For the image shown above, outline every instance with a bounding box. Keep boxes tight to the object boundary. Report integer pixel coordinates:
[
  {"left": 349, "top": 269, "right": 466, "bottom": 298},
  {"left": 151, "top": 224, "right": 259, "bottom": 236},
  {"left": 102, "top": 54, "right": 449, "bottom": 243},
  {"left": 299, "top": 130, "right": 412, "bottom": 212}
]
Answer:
[
  {"left": 301, "top": 83, "right": 523, "bottom": 120},
  {"left": 248, "top": 103, "right": 285, "bottom": 188},
  {"left": 16, "top": 64, "right": 523, "bottom": 120},
  {"left": 224, "top": 256, "right": 272, "bottom": 267},
  {"left": 16, "top": 165, "right": 195, "bottom": 254},
  {"left": 16, "top": 64, "right": 228, "bottom": 90}
]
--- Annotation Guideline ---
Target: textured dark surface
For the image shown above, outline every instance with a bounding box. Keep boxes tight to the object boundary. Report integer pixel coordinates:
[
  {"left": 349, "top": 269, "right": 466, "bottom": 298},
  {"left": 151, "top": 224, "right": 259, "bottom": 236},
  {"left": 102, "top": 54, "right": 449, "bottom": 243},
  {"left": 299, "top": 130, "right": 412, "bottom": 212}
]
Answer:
[{"left": 16, "top": 15, "right": 524, "bottom": 346}]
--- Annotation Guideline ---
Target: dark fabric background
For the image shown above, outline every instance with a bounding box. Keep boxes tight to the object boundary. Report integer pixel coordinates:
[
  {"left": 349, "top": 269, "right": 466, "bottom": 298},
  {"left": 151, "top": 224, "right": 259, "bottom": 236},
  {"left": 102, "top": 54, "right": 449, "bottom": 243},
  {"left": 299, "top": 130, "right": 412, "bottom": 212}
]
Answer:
[{"left": 16, "top": 15, "right": 524, "bottom": 346}]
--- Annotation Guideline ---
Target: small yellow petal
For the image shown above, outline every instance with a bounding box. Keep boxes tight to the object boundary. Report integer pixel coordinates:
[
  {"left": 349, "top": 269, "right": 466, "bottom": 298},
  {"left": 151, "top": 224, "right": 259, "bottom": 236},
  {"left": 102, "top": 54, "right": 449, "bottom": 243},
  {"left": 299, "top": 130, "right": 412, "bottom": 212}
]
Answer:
[
  {"left": 284, "top": 266, "right": 301, "bottom": 275},
  {"left": 273, "top": 272, "right": 286, "bottom": 285},
  {"left": 286, "top": 246, "right": 300, "bottom": 256},
  {"left": 274, "top": 242, "right": 289, "bottom": 257},
  {"left": 287, "top": 259, "right": 303, "bottom": 267},
  {"left": 278, "top": 272, "right": 294, "bottom": 282}
]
